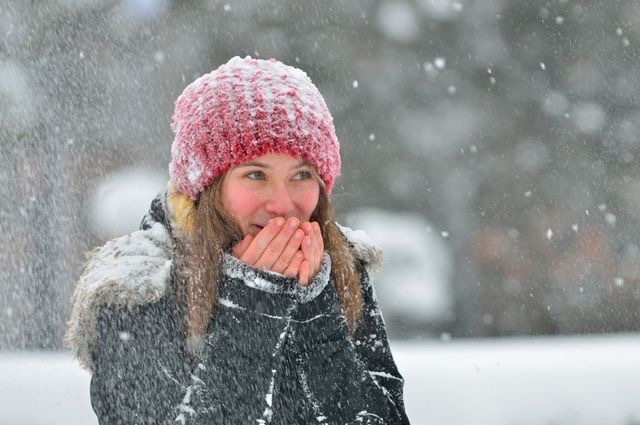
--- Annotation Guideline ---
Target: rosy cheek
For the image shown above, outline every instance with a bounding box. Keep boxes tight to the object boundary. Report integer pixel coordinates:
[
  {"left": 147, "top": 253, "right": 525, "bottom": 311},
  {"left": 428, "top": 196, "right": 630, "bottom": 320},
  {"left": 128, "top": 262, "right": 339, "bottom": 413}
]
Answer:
[
  {"left": 223, "top": 187, "right": 255, "bottom": 226},
  {"left": 302, "top": 192, "right": 320, "bottom": 219},
  {"left": 231, "top": 195, "right": 255, "bottom": 217}
]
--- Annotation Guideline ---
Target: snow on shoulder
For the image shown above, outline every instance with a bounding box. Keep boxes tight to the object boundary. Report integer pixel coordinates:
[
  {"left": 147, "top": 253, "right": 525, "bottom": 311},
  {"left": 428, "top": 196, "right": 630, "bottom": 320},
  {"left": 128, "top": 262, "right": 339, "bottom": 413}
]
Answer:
[
  {"left": 66, "top": 222, "right": 173, "bottom": 370},
  {"left": 337, "top": 223, "right": 383, "bottom": 272}
]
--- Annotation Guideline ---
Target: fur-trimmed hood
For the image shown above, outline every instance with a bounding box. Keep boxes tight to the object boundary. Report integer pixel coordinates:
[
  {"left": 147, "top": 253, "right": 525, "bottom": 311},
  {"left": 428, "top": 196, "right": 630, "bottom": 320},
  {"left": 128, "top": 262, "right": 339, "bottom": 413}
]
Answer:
[
  {"left": 65, "top": 222, "right": 173, "bottom": 370},
  {"left": 66, "top": 194, "right": 382, "bottom": 371}
]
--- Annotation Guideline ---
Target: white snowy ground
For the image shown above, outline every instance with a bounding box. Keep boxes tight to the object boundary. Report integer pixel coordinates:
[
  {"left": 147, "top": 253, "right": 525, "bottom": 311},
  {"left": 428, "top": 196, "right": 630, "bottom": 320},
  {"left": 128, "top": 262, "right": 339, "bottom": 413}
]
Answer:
[{"left": 1, "top": 334, "right": 639, "bottom": 425}]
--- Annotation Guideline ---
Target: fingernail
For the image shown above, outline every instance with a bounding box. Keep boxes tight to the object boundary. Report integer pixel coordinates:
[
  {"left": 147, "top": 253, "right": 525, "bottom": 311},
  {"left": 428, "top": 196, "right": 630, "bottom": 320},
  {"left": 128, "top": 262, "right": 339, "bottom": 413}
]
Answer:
[
  {"left": 274, "top": 217, "right": 285, "bottom": 227},
  {"left": 289, "top": 217, "right": 299, "bottom": 228},
  {"left": 294, "top": 230, "right": 303, "bottom": 239}
]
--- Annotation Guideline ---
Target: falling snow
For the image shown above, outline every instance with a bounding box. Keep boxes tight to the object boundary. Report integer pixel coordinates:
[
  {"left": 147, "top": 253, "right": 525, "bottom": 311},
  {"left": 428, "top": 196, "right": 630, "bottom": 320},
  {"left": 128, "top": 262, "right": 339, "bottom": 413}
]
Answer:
[{"left": 3, "top": 2, "right": 640, "bottom": 423}]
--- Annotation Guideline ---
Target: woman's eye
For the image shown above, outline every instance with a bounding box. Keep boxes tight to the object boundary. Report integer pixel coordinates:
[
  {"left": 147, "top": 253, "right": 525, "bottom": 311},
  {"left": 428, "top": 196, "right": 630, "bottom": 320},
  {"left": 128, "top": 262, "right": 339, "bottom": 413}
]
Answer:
[
  {"left": 293, "top": 171, "right": 312, "bottom": 181},
  {"left": 246, "top": 171, "right": 265, "bottom": 180}
]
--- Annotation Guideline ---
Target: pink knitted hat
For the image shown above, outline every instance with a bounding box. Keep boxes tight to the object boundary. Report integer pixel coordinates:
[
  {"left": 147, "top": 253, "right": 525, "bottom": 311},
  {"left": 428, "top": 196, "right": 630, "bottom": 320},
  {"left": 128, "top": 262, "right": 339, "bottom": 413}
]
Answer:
[{"left": 169, "top": 56, "right": 341, "bottom": 200}]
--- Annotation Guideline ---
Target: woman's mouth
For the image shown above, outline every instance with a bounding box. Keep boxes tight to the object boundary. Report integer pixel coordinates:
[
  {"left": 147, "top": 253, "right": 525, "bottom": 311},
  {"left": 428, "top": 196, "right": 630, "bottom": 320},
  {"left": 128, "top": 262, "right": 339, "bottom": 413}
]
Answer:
[{"left": 248, "top": 224, "right": 264, "bottom": 236}]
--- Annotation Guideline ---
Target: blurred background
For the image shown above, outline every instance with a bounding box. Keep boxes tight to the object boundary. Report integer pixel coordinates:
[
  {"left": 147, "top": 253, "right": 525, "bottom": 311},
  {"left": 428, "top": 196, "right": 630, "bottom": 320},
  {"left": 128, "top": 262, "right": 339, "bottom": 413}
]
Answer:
[{"left": 2, "top": 0, "right": 640, "bottom": 349}]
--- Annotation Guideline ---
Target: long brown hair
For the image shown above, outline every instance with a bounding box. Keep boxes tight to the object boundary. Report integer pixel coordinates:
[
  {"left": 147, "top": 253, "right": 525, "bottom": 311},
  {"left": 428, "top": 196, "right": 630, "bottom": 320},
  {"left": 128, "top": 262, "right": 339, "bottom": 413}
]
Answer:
[{"left": 168, "top": 177, "right": 363, "bottom": 346}]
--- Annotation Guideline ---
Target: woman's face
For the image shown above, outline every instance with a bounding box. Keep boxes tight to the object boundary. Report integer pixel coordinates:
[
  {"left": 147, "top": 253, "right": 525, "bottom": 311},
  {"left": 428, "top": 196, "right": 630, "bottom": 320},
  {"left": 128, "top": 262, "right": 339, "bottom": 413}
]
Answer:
[{"left": 222, "top": 153, "right": 321, "bottom": 237}]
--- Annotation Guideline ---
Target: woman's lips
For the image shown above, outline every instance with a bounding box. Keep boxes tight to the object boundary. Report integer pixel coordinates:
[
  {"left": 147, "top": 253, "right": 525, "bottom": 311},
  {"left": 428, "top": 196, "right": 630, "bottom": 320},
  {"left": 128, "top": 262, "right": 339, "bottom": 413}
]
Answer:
[{"left": 248, "top": 224, "right": 264, "bottom": 236}]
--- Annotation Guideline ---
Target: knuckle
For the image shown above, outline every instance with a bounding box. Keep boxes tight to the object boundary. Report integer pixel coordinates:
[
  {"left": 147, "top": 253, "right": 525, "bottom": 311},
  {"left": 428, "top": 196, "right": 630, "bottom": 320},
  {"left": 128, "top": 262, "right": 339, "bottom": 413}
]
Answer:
[
  {"left": 256, "top": 237, "right": 269, "bottom": 249},
  {"left": 275, "top": 256, "right": 290, "bottom": 269},
  {"left": 266, "top": 244, "right": 282, "bottom": 257}
]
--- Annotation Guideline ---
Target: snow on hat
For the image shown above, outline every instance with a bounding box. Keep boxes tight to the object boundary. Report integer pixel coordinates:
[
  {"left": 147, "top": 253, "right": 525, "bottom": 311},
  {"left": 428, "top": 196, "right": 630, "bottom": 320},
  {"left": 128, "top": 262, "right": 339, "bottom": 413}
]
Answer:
[{"left": 169, "top": 56, "right": 341, "bottom": 200}]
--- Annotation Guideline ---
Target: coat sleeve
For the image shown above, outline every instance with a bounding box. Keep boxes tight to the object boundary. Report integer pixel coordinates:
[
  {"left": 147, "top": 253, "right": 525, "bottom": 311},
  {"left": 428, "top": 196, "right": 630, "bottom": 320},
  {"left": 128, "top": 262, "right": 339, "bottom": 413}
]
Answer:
[
  {"left": 351, "top": 266, "right": 410, "bottom": 424},
  {"left": 90, "top": 301, "right": 188, "bottom": 425},
  {"left": 287, "top": 264, "right": 411, "bottom": 424},
  {"left": 174, "top": 269, "right": 302, "bottom": 424}
]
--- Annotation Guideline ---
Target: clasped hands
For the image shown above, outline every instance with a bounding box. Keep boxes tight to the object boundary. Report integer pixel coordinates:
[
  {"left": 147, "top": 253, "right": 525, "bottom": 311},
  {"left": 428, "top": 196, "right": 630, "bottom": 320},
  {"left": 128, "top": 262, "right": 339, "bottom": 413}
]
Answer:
[{"left": 232, "top": 217, "right": 324, "bottom": 286}]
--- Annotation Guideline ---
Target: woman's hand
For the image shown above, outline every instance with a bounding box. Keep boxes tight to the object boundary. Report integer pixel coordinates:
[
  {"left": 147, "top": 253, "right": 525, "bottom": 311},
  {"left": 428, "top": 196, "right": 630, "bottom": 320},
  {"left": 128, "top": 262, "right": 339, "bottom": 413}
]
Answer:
[
  {"left": 232, "top": 218, "right": 324, "bottom": 286},
  {"left": 298, "top": 221, "right": 324, "bottom": 286}
]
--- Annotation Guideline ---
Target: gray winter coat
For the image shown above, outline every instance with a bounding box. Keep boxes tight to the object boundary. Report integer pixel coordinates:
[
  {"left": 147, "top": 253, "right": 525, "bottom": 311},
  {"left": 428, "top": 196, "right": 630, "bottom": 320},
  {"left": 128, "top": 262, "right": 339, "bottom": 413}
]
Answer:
[{"left": 67, "top": 194, "right": 410, "bottom": 424}]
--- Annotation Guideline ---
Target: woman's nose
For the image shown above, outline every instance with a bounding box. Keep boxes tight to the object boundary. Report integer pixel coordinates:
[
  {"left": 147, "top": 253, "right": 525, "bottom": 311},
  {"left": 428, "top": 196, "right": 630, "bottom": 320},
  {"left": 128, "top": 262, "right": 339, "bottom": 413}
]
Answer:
[{"left": 265, "top": 184, "right": 294, "bottom": 216}]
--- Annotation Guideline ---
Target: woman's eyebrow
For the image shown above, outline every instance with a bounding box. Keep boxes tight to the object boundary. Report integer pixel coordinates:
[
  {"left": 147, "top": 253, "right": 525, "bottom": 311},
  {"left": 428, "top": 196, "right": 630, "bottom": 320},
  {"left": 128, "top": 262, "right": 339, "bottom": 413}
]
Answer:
[
  {"left": 235, "top": 160, "right": 308, "bottom": 170},
  {"left": 235, "top": 161, "right": 268, "bottom": 168},
  {"left": 291, "top": 161, "right": 310, "bottom": 170}
]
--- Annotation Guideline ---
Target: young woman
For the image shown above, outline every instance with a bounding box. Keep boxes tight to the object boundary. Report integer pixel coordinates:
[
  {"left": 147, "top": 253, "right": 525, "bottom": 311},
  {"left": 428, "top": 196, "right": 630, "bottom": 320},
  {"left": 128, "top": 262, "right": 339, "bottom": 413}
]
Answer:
[{"left": 67, "top": 56, "right": 410, "bottom": 424}]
